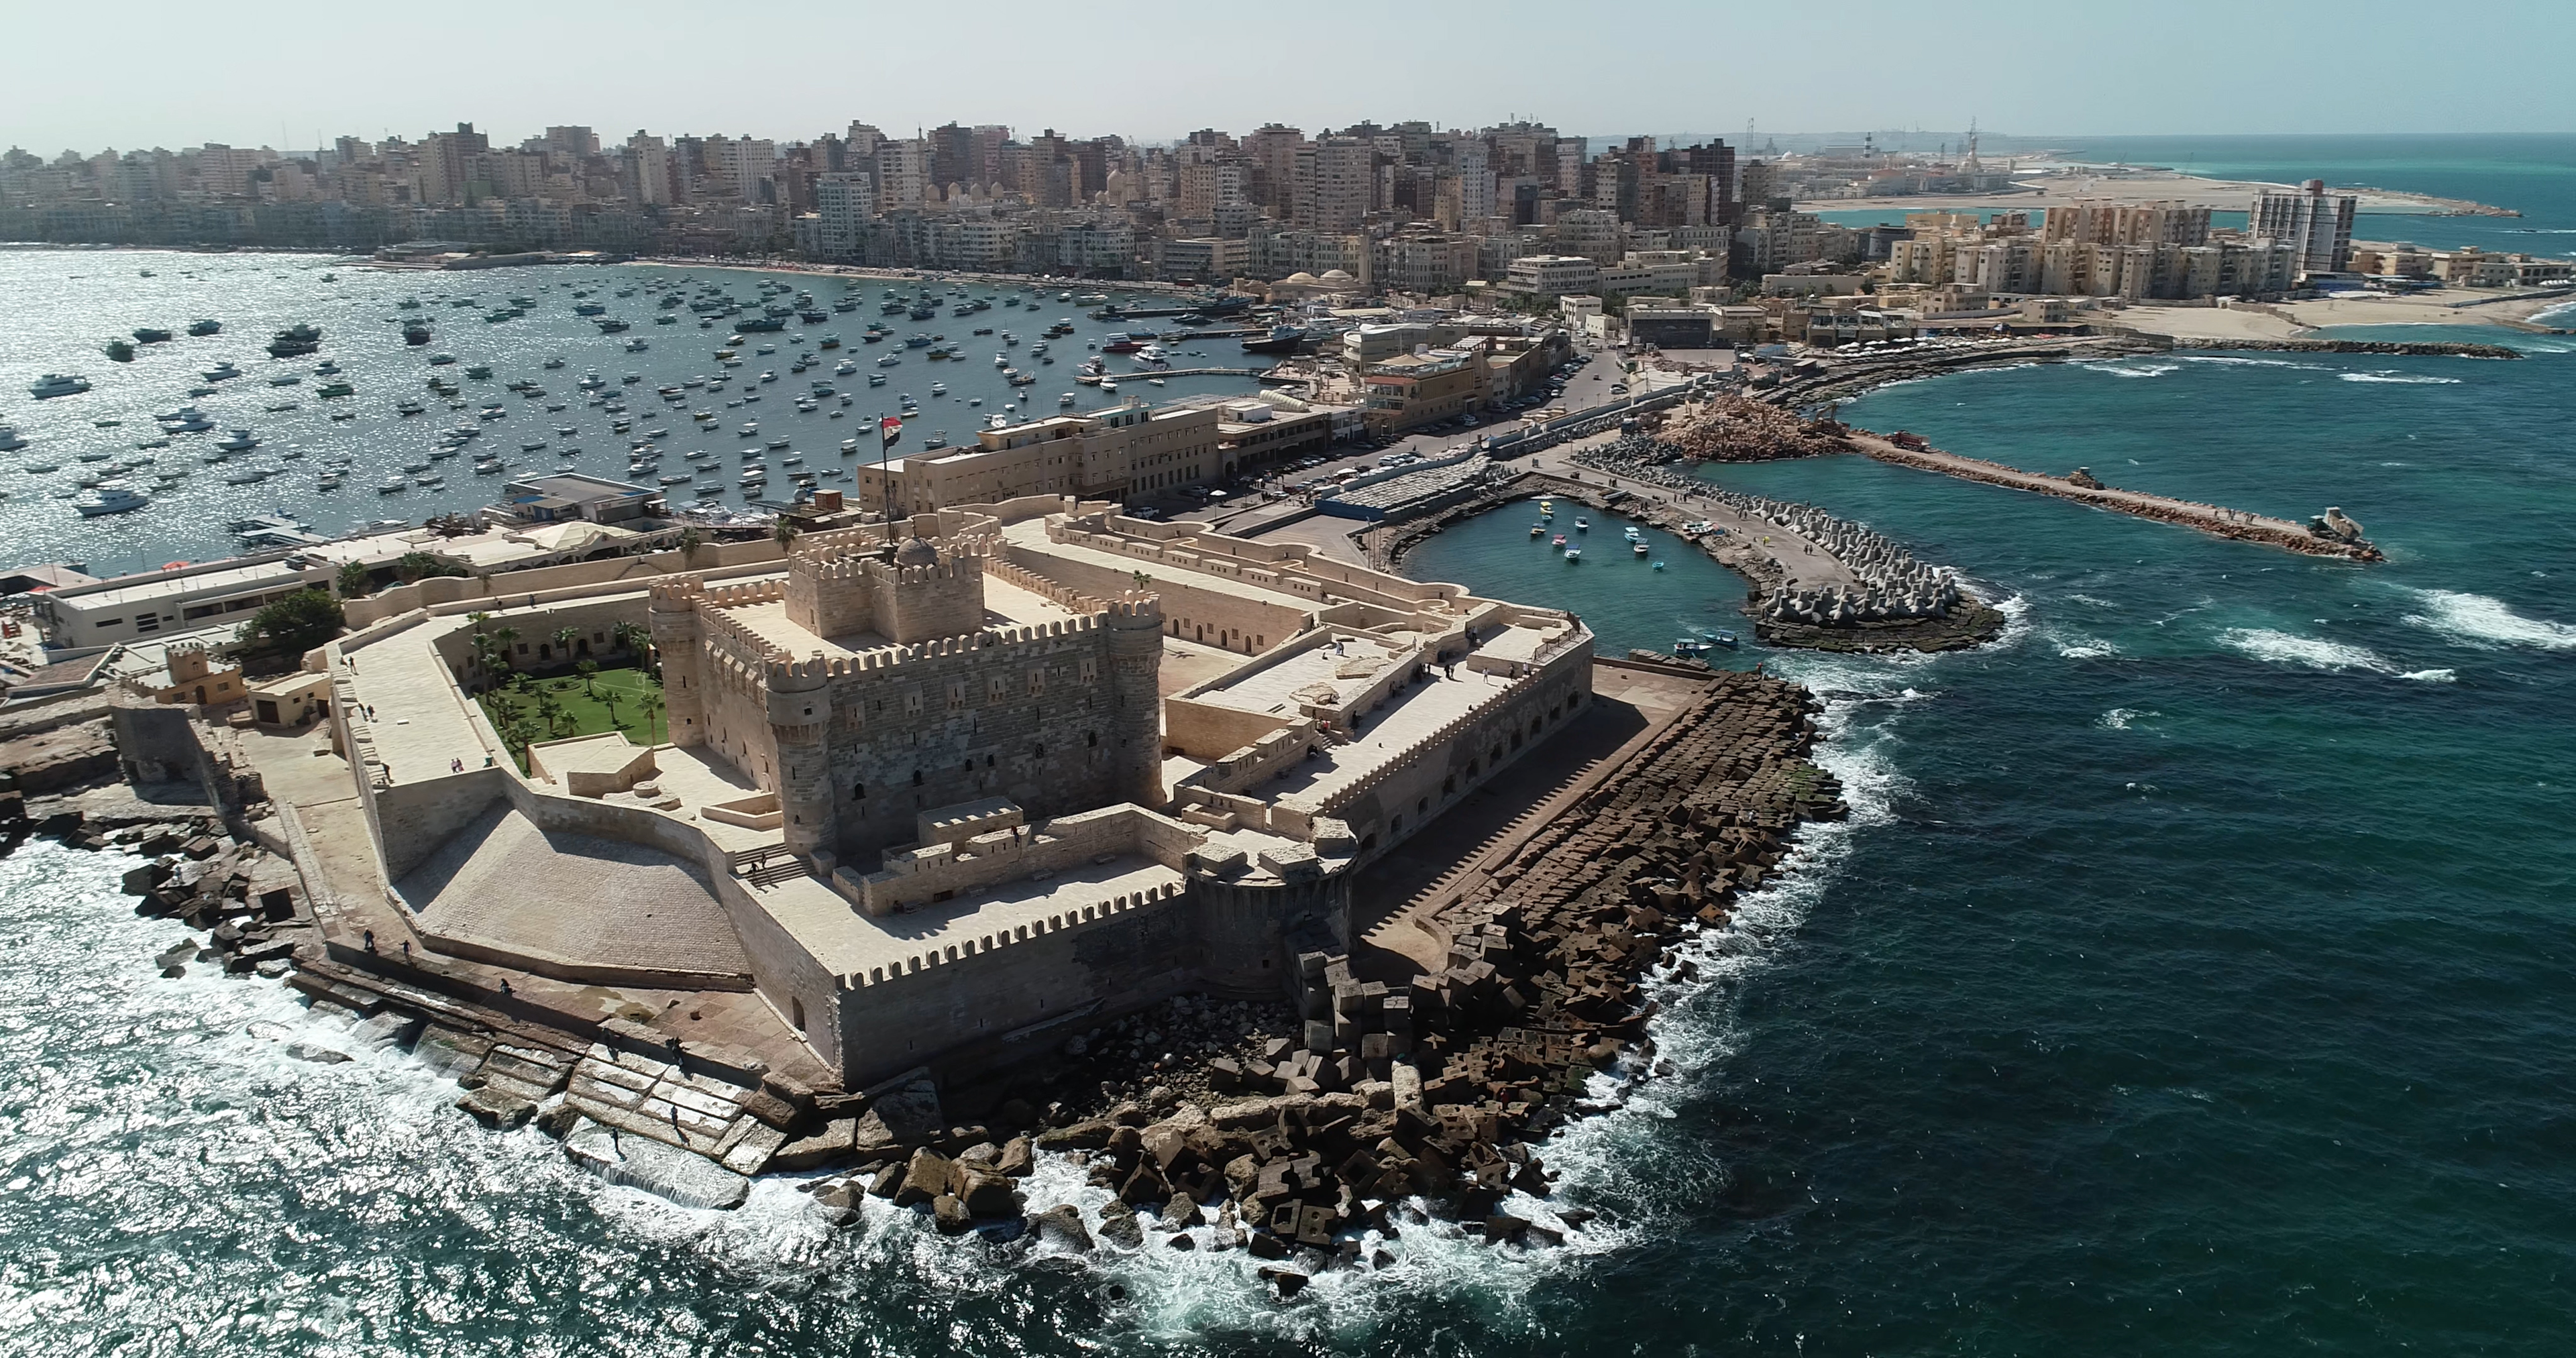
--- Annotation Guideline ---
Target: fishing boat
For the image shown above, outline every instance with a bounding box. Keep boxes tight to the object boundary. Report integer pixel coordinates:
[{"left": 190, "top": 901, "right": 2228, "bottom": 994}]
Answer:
[
  {"left": 266, "top": 324, "right": 322, "bottom": 358},
  {"left": 73, "top": 480, "right": 150, "bottom": 516},
  {"left": 1563, "top": 547, "right": 1582, "bottom": 562},
  {"left": 1551, "top": 534, "right": 1567, "bottom": 547}
]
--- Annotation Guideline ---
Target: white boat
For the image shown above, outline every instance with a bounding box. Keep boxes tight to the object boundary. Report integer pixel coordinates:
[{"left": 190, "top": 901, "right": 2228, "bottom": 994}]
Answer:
[
  {"left": 29, "top": 374, "right": 91, "bottom": 399},
  {"left": 215, "top": 429, "right": 260, "bottom": 452},
  {"left": 0, "top": 426, "right": 26, "bottom": 451},
  {"left": 160, "top": 408, "right": 215, "bottom": 433},
  {"left": 1060, "top": 393, "right": 1077, "bottom": 406},
  {"left": 201, "top": 362, "right": 242, "bottom": 382},
  {"left": 74, "top": 480, "right": 148, "bottom": 516}
]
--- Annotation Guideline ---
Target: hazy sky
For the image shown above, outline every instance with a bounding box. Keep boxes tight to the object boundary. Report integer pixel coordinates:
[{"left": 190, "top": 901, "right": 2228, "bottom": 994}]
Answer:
[{"left": 11, "top": 0, "right": 2571, "bottom": 154}]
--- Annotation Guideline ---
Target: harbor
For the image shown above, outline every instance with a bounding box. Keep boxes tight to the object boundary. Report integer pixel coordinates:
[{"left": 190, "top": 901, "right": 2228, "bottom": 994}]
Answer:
[{"left": 0, "top": 254, "right": 1270, "bottom": 577}]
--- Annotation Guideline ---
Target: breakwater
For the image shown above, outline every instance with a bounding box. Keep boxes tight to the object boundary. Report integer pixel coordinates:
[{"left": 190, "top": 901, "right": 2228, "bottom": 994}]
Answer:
[
  {"left": 2146, "top": 336, "right": 2528, "bottom": 359},
  {"left": 857, "top": 667, "right": 1847, "bottom": 1281},
  {"left": 1371, "top": 453, "right": 2002, "bottom": 654},
  {"left": 1844, "top": 430, "right": 2384, "bottom": 561}
]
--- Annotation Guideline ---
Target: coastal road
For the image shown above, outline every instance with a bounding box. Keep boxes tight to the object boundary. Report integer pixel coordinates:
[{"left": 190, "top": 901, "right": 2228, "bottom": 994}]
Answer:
[{"left": 1205, "top": 343, "right": 1629, "bottom": 536}]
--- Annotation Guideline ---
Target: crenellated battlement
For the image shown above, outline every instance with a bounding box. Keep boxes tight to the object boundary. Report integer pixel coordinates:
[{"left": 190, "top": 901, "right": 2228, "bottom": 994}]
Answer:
[
  {"left": 702, "top": 577, "right": 787, "bottom": 610},
  {"left": 1106, "top": 591, "right": 1164, "bottom": 623},
  {"left": 699, "top": 604, "right": 786, "bottom": 671},
  {"left": 830, "top": 874, "right": 1190, "bottom": 989},
  {"left": 648, "top": 575, "right": 708, "bottom": 607},
  {"left": 985, "top": 557, "right": 1106, "bottom": 614},
  {"left": 754, "top": 611, "right": 1115, "bottom": 685}
]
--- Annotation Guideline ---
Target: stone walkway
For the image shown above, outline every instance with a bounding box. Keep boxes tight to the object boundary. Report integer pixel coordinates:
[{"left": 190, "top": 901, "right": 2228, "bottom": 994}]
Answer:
[
  {"left": 1350, "top": 661, "right": 1715, "bottom": 979},
  {"left": 395, "top": 803, "right": 753, "bottom": 984}
]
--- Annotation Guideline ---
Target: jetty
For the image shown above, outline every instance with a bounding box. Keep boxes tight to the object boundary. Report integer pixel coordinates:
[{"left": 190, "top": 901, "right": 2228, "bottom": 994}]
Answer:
[{"left": 1846, "top": 430, "right": 2383, "bottom": 561}]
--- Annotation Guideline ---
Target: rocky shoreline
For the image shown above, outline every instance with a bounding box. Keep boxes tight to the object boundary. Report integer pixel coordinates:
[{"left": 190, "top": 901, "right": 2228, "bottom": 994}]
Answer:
[
  {"left": 1, "top": 657, "right": 1843, "bottom": 1294},
  {"left": 2176, "top": 336, "right": 2526, "bottom": 359},
  {"left": 784, "top": 668, "right": 1843, "bottom": 1287},
  {"left": 1374, "top": 471, "right": 2004, "bottom": 655}
]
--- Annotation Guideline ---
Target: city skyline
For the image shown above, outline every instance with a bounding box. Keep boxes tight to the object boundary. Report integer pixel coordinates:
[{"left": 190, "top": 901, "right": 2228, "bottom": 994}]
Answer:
[{"left": 9, "top": 0, "right": 2572, "bottom": 152}]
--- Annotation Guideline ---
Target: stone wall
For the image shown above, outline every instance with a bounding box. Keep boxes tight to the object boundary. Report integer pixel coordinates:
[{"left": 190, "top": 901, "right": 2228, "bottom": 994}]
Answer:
[
  {"left": 808, "top": 620, "right": 1148, "bottom": 863},
  {"left": 430, "top": 597, "right": 657, "bottom": 687},
  {"left": 831, "top": 879, "right": 1202, "bottom": 1088},
  {"left": 368, "top": 766, "right": 512, "bottom": 882},
  {"left": 1163, "top": 697, "right": 1299, "bottom": 763},
  {"left": 840, "top": 803, "right": 1195, "bottom": 917},
  {"left": 342, "top": 538, "right": 789, "bottom": 628},
  {"left": 1323, "top": 629, "right": 1595, "bottom": 858},
  {"left": 1009, "top": 539, "right": 1309, "bottom": 659}
]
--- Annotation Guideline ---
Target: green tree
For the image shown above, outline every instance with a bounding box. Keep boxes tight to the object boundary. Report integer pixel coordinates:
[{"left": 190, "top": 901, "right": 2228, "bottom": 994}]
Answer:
[
  {"left": 335, "top": 561, "right": 372, "bottom": 598},
  {"left": 533, "top": 690, "right": 565, "bottom": 738},
  {"left": 574, "top": 659, "right": 599, "bottom": 697},
  {"left": 239, "top": 588, "right": 343, "bottom": 657},
  {"left": 640, "top": 691, "right": 665, "bottom": 745},
  {"left": 394, "top": 552, "right": 443, "bottom": 583},
  {"left": 676, "top": 526, "right": 702, "bottom": 563},
  {"left": 553, "top": 626, "right": 579, "bottom": 663},
  {"left": 772, "top": 520, "right": 801, "bottom": 553}
]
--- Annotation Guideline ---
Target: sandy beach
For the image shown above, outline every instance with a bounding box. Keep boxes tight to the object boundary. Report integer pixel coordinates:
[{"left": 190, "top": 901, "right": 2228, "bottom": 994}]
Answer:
[
  {"left": 1799, "top": 164, "right": 2508, "bottom": 217},
  {"left": 2114, "top": 288, "right": 2573, "bottom": 341}
]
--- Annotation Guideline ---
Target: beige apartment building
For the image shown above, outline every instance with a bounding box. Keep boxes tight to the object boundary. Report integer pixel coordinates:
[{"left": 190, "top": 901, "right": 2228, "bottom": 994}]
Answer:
[{"left": 851, "top": 402, "right": 1223, "bottom": 514}]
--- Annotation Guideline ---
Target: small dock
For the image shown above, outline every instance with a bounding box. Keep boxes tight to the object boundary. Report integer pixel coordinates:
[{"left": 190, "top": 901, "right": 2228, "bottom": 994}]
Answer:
[{"left": 1845, "top": 431, "right": 2381, "bottom": 561}]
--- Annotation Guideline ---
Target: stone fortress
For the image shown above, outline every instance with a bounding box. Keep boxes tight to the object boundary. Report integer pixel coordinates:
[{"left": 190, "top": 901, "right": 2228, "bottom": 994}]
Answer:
[{"left": 324, "top": 494, "right": 1595, "bottom": 1090}]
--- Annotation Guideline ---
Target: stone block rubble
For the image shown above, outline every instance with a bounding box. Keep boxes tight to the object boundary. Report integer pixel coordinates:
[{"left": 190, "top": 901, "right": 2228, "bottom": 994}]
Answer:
[{"left": 1571, "top": 435, "right": 1963, "bottom": 624}]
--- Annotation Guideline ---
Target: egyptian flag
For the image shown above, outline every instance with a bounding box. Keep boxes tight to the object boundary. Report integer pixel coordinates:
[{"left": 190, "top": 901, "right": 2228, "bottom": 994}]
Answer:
[{"left": 880, "top": 415, "right": 902, "bottom": 447}]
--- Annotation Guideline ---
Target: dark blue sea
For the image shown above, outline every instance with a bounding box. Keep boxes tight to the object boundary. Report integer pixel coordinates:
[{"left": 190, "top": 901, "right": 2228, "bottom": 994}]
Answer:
[{"left": 6, "top": 137, "right": 2576, "bottom": 1354}]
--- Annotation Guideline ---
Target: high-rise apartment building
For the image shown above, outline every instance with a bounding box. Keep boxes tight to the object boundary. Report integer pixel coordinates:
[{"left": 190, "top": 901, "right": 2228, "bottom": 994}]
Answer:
[
  {"left": 625, "top": 133, "right": 670, "bottom": 205},
  {"left": 1296, "top": 135, "right": 1375, "bottom": 231},
  {"left": 2249, "top": 179, "right": 2356, "bottom": 276},
  {"left": 874, "top": 139, "right": 927, "bottom": 211}
]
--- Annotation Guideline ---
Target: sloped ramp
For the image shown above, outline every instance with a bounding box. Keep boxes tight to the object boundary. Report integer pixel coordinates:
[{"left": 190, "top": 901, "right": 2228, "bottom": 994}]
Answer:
[{"left": 394, "top": 803, "right": 753, "bottom": 989}]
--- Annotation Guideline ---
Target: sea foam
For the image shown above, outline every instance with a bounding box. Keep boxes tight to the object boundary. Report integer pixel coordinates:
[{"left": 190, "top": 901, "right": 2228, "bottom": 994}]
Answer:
[
  {"left": 2400, "top": 588, "right": 2576, "bottom": 650},
  {"left": 2339, "top": 372, "right": 2461, "bottom": 385},
  {"left": 2219, "top": 627, "right": 2396, "bottom": 673}
]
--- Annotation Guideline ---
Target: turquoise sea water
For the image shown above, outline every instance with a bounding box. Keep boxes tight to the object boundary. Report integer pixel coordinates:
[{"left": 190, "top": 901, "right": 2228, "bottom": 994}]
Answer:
[
  {"left": 1815, "top": 132, "right": 2576, "bottom": 260},
  {"left": 7, "top": 140, "right": 2576, "bottom": 1353}
]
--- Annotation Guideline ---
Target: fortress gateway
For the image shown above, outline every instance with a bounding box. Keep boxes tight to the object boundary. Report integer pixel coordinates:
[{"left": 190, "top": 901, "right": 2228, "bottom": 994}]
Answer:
[{"left": 329, "top": 498, "right": 1593, "bottom": 1085}]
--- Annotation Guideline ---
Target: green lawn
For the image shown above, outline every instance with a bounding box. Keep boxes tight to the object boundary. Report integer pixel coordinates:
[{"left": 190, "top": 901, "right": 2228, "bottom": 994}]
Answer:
[{"left": 479, "top": 666, "right": 666, "bottom": 770}]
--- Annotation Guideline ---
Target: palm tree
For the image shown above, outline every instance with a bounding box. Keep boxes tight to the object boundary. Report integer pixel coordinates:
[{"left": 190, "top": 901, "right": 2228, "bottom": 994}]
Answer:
[
  {"left": 608, "top": 620, "right": 648, "bottom": 663},
  {"left": 773, "top": 520, "right": 801, "bottom": 553},
  {"left": 553, "top": 626, "right": 579, "bottom": 664},
  {"left": 534, "top": 690, "right": 565, "bottom": 738},
  {"left": 640, "top": 691, "right": 665, "bottom": 745},
  {"left": 574, "top": 659, "right": 599, "bottom": 698},
  {"left": 676, "top": 526, "right": 702, "bottom": 565}
]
